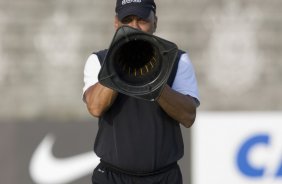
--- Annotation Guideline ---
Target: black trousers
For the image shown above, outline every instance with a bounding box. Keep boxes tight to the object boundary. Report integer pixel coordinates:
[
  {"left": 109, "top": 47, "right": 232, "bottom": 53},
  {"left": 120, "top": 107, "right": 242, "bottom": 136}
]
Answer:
[{"left": 92, "top": 161, "right": 183, "bottom": 184}]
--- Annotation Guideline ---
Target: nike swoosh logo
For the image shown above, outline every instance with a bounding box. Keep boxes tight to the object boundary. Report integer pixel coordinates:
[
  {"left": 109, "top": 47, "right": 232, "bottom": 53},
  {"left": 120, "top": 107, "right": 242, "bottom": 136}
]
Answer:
[{"left": 29, "top": 134, "right": 100, "bottom": 184}]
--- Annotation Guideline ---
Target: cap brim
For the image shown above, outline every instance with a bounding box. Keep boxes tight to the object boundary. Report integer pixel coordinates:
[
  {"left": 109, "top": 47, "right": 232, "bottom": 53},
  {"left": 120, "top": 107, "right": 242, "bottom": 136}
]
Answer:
[{"left": 117, "top": 5, "right": 151, "bottom": 20}]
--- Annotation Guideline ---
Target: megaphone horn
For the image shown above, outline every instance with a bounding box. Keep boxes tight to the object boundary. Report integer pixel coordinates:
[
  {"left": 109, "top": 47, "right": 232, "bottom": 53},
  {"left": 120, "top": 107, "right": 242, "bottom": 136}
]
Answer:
[{"left": 98, "top": 26, "right": 178, "bottom": 101}]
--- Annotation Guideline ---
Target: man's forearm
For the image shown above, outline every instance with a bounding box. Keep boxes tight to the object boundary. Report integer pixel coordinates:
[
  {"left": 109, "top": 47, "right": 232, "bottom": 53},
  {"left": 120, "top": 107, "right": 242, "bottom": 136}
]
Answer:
[
  {"left": 84, "top": 83, "right": 118, "bottom": 117},
  {"left": 157, "top": 85, "right": 197, "bottom": 128}
]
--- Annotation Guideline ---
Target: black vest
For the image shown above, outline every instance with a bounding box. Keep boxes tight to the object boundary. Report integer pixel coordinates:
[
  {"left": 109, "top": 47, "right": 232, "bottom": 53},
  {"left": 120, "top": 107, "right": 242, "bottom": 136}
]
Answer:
[{"left": 94, "top": 49, "right": 185, "bottom": 173}]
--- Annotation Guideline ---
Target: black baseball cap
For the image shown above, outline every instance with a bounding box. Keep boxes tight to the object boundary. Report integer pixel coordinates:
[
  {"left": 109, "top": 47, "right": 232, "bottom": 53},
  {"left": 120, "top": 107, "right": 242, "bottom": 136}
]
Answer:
[{"left": 115, "top": 0, "right": 156, "bottom": 20}]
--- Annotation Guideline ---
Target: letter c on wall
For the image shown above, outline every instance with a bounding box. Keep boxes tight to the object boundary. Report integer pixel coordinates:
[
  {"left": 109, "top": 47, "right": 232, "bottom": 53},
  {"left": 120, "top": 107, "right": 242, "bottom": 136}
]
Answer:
[{"left": 236, "top": 134, "right": 269, "bottom": 177}]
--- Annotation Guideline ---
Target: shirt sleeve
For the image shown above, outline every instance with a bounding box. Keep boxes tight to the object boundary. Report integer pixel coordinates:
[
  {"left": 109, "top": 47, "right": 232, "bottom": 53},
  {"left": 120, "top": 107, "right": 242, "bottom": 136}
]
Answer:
[
  {"left": 171, "top": 52, "right": 200, "bottom": 106},
  {"left": 83, "top": 54, "right": 101, "bottom": 94}
]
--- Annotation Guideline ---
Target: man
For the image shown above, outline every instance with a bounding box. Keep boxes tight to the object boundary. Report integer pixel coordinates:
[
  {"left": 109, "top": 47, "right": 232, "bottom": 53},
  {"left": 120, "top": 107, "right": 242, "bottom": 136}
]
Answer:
[{"left": 83, "top": 0, "right": 200, "bottom": 183}]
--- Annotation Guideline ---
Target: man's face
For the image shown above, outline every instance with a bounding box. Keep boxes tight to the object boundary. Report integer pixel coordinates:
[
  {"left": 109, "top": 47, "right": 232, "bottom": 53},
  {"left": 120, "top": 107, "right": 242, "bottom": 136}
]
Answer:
[{"left": 115, "top": 11, "right": 157, "bottom": 34}]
